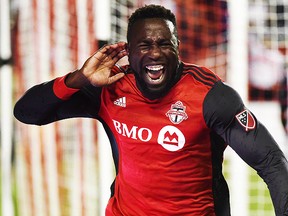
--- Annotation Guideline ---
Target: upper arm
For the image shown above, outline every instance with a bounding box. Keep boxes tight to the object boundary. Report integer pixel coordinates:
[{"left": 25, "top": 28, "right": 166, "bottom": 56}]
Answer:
[
  {"left": 203, "top": 81, "right": 285, "bottom": 169},
  {"left": 203, "top": 81, "right": 244, "bottom": 135}
]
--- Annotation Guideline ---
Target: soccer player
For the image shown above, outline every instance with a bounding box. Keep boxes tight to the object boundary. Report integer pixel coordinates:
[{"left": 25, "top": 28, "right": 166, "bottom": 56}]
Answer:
[{"left": 14, "top": 4, "right": 288, "bottom": 216}]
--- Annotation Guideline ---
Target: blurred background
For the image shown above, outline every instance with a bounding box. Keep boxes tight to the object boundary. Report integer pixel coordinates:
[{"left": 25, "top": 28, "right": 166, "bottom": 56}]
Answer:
[{"left": 0, "top": 0, "right": 287, "bottom": 215}]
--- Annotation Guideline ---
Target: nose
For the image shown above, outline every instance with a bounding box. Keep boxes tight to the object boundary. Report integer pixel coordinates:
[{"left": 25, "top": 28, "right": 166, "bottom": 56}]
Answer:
[{"left": 148, "top": 45, "right": 161, "bottom": 60}]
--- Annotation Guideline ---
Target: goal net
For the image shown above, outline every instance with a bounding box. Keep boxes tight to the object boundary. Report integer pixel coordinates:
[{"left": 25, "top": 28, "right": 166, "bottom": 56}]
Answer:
[
  {"left": 247, "top": 1, "right": 288, "bottom": 215},
  {"left": 12, "top": 0, "right": 99, "bottom": 216}
]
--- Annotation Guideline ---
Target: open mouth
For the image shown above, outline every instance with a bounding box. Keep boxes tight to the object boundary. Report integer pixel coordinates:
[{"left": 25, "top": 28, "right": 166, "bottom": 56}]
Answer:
[{"left": 145, "top": 65, "right": 164, "bottom": 84}]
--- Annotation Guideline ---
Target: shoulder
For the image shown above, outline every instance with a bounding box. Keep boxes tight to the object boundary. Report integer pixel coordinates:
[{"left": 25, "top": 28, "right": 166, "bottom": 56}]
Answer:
[
  {"left": 203, "top": 81, "right": 244, "bottom": 133},
  {"left": 181, "top": 62, "right": 221, "bottom": 87}
]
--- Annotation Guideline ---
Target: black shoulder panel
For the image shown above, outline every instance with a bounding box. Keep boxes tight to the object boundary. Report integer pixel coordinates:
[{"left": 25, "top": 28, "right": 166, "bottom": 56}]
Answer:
[
  {"left": 183, "top": 64, "right": 220, "bottom": 87},
  {"left": 203, "top": 81, "right": 244, "bottom": 134}
]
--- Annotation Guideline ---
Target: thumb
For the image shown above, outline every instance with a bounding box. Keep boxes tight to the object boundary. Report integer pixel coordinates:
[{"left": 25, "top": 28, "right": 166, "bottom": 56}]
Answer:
[{"left": 107, "top": 72, "right": 125, "bottom": 85}]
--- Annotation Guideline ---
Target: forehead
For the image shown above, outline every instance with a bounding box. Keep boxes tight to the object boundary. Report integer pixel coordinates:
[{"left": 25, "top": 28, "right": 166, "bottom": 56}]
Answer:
[{"left": 129, "top": 18, "right": 175, "bottom": 39}]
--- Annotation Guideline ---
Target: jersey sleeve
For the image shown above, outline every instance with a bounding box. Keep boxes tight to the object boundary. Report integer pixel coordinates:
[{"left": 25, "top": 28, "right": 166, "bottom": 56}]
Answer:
[
  {"left": 53, "top": 74, "right": 80, "bottom": 100},
  {"left": 203, "top": 81, "right": 288, "bottom": 215},
  {"left": 14, "top": 74, "right": 102, "bottom": 125}
]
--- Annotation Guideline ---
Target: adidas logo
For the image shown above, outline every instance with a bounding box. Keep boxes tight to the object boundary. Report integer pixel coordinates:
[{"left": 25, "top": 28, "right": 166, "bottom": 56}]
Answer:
[{"left": 114, "top": 97, "right": 126, "bottom": 107}]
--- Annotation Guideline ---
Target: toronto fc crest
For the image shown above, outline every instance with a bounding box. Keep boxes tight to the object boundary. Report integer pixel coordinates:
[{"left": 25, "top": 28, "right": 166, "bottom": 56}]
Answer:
[{"left": 166, "top": 101, "right": 188, "bottom": 124}]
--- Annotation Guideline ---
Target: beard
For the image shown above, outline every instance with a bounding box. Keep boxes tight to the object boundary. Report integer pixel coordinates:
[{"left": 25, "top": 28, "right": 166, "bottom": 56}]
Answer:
[{"left": 133, "top": 62, "right": 182, "bottom": 100}]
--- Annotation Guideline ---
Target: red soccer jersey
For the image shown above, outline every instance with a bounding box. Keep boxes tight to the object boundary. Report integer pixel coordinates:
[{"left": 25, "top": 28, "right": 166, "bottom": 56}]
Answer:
[{"left": 99, "top": 64, "right": 220, "bottom": 215}]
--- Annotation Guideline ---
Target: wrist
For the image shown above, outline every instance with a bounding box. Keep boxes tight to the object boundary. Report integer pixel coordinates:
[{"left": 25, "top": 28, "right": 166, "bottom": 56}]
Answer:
[
  {"left": 65, "top": 70, "right": 90, "bottom": 89},
  {"left": 53, "top": 74, "right": 80, "bottom": 100}
]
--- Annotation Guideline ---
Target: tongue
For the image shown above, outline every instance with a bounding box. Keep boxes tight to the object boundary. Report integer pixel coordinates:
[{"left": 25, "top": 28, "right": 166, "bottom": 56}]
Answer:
[{"left": 147, "top": 70, "right": 163, "bottom": 80}]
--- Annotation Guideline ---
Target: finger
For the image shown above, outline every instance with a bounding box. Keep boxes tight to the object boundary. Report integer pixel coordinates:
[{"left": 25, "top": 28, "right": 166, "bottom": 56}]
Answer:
[
  {"left": 92, "top": 46, "right": 121, "bottom": 62},
  {"left": 107, "top": 72, "right": 125, "bottom": 85},
  {"left": 90, "top": 42, "right": 127, "bottom": 66},
  {"left": 92, "top": 44, "right": 116, "bottom": 60},
  {"left": 95, "top": 42, "right": 126, "bottom": 56},
  {"left": 94, "top": 42, "right": 126, "bottom": 55},
  {"left": 111, "top": 50, "right": 128, "bottom": 63},
  {"left": 108, "top": 41, "right": 127, "bottom": 51},
  {"left": 107, "top": 42, "right": 127, "bottom": 54},
  {"left": 98, "top": 46, "right": 127, "bottom": 66},
  {"left": 92, "top": 48, "right": 109, "bottom": 61}
]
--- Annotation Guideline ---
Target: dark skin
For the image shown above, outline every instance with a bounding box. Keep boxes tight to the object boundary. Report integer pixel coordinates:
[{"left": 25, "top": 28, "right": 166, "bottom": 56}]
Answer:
[
  {"left": 65, "top": 18, "right": 180, "bottom": 100},
  {"left": 128, "top": 18, "right": 180, "bottom": 99}
]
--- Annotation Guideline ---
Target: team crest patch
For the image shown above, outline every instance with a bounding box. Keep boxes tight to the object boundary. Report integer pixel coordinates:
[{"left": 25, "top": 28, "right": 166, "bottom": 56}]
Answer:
[
  {"left": 166, "top": 101, "right": 188, "bottom": 124},
  {"left": 235, "top": 109, "right": 256, "bottom": 131}
]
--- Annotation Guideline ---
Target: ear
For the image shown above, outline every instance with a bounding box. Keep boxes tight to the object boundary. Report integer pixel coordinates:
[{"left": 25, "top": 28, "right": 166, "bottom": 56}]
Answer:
[
  {"left": 176, "top": 40, "right": 180, "bottom": 55},
  {"left": 125, "top": 42, "right": 129, "bottom": 54},
  {"left": 126, "top": 43, "right": 131, "bottom": 64}
]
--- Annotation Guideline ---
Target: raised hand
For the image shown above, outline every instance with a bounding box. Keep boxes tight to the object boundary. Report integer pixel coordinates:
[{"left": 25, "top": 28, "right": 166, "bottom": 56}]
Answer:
[{"left": 66, "top": 42, "right": 128, "bottom": 88}]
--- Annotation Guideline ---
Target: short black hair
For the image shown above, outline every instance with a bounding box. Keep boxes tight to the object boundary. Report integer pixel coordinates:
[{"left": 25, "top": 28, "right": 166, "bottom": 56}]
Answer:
[{"left": 127, "top": 4, "right": 178, "bottom": 41}]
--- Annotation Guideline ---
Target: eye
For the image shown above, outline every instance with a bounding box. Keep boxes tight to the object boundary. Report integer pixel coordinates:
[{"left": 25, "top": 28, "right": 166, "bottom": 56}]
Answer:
[
  {"left": 159, "top": 41, "right": 173, "bottom": 48},
  {"left": 161, "top": 43, "right": 172, "bottom": 47},
  {"left": 138, "top": 43, "right": 150, "bottom": 51}
]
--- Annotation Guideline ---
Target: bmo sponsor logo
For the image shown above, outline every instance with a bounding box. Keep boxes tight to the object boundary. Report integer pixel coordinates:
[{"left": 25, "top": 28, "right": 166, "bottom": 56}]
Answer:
[
  {"left": 112, "top": 120, "right": 185, "bottom": 151},
  {"left": 113, "top": 120, "right": 152, "bottom": 142},
  {"left": 157, "top": 126, "right": 185, "bottom": 151}
]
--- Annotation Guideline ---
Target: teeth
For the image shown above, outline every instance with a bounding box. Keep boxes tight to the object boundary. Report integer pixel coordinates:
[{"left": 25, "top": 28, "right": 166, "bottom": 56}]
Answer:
[
  {"left": 146, "top": 65, "right": 164, "bottom": 71},
  {"left": 148, "top": 74, "right": 163, "bottom": 82}
]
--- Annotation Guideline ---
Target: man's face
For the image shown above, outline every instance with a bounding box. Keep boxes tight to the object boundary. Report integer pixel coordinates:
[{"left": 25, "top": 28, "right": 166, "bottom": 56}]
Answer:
[{"left": 127, "top": 18, "right": 180, "bottom": 99}]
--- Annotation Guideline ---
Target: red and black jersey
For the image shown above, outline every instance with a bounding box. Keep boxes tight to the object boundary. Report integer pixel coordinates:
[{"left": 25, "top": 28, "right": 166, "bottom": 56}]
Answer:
[{"left": 14, "top": 62, "right": 288, "bottom": 215}]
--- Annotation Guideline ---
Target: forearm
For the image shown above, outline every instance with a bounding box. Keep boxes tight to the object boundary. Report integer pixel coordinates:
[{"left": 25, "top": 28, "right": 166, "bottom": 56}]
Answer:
[
  {"left": 260, "top": 151, "right": 288, "bottom": 216},
  {"left": 14, "top": 72, "right": 83, "bottom": 125},
  {"left": 14, "top": 80, "right": 64, "bottom": 125},
  {"left": 224, "top": 121, "right": 288, "bottom": 215},
  {"left": 14, "top": 74, "right": 102, "bottom": 125}
]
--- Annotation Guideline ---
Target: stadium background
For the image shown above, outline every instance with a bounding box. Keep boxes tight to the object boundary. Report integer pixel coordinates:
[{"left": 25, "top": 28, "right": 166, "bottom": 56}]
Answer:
[{"left": 0, "top": 0, "right": 287, "bottom": 215}]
